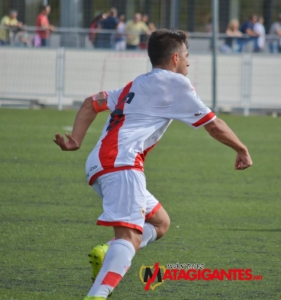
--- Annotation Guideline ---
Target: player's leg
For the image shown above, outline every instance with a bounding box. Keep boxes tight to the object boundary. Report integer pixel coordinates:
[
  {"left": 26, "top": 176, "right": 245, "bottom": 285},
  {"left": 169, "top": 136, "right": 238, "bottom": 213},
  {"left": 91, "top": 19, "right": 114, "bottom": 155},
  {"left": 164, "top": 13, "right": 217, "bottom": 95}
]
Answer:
[
  {"left": 85, "top": 170, "right": 146, "bottom": 299},
  {"left": 86, "top": 226, "right": 141, "bottom": 299},
  {"left": 104, "top": 193, "right": 170, "bottom": 249},
  {"left": 139, "top": 190, "right": 170, "bottom": 249},
  {"left": 141, "top": 206, "right": 170, "bottom": 248}
]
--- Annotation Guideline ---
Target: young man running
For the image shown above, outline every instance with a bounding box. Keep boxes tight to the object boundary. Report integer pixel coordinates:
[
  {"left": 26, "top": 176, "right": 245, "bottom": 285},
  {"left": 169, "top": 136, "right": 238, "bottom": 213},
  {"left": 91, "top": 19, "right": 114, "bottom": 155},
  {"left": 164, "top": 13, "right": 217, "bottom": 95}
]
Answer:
[{"left": 54, "top": 29, "right": 252, "bottom": 299}]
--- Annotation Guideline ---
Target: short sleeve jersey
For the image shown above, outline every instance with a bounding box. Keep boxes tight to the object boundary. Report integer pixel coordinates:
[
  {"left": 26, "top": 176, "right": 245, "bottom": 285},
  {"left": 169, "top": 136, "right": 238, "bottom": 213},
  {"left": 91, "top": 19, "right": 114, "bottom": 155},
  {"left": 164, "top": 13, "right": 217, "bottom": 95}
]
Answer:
[
  {"left": 86, "top": 68, "right": 216, "bottom": 185},
  {"left": 0, "top": 16, "right": 19, "bottom": 42},
  {"left": 125, "top": 21, "right": 149, "bottom": 45},
  {"left": 36, "top": 14, "right": 50, "bottom": 39}
]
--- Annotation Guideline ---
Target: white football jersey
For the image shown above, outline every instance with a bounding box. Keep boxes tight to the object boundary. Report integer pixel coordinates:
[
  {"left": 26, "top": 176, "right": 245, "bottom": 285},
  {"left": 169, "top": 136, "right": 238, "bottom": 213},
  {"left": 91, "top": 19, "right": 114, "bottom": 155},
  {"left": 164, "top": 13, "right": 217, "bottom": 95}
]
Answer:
[{"left": 86, "top": 68, "right": 216, "bottom": 185}]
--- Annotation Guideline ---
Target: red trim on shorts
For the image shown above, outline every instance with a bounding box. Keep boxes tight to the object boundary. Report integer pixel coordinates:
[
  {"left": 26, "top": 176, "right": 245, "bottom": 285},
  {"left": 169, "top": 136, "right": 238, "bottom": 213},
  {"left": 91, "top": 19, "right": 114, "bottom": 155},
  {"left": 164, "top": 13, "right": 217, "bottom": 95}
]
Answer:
[
  {"left": 89, "top": 166, "right": 144, "bottom": 185},
  {"left": 192, "top": 112, "right": 216, "bottom": 127},
  {"left": 98, "top": 82, "right": 133, "bottom": 170},
  {"left": 97, "top": 220, "right": 143, "bottom": 233},
  {"left": 145, "top": 202, "right": 162, "bottom": 220},
  {"left": 101, "top": 271, "right": 122, "bottom": 288}
]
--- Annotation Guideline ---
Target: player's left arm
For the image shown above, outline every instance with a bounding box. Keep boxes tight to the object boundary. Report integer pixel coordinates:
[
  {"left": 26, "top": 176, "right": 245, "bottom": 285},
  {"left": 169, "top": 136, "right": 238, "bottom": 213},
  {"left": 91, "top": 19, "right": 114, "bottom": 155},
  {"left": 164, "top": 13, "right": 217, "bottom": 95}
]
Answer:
[
  {"left": 204, "top": 118, "right": 253, "bottom": 170},
  {"left": 53, "top": 92, "right": 108, "bottom": 151}
]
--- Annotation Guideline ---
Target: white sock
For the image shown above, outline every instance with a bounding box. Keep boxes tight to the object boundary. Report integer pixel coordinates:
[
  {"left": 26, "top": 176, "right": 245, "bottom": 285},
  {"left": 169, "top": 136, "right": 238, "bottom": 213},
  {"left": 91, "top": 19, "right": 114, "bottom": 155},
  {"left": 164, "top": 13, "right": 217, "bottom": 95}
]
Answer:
[
  {"left": 140, "top": 223, "right": 157, "bottom": 249},
  {"left": 87, "top": 239, "right": 135, "bottom": 297},
  {"left": 106, "top": 238, "right": 115, "bottom": 247}
]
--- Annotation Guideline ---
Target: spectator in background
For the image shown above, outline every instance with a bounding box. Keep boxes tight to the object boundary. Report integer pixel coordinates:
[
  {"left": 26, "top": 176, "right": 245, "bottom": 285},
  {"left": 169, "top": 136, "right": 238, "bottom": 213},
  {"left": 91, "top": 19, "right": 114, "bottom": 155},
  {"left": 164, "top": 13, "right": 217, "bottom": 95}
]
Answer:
[
  {"left": 114, "top": 14, "right": 126, "bottom": 51},
  {"left": 139, "top": 14, "right": 156, "bottom": 49},
  {"left": 269, "top": 14, "right": 281, "bottom": 53},
  {"left": 35, "top": 5, "right": 55, "bottom": 47},
  {"left": 125, "top": 13, "right": 151, "bottom": 50},
  {"left": 100, "top": 7, "right": 118, "bottom": 48},
  {"left": 238, "top": 15, "right": 258, "bottom": 52},
  {"left": 89, "top": 14, "right": 104, "bottom": 48},
  {"left": 220, "top": 19, "right": 242, "bottom": 53},
  {"left": 0, "top": 9, "right": 22, "bottom": 45},
  {"left": 15, "top": 27, "right": 31, "bottom": 47},
  {"left": 142, "top": 14, "right": 156, "bottom": 32},
  {"left": 205, "top": 17, "right": 212, "bottom": 33},
  {"left": 253, "top": 16, "right": 265, "bottom": 52}
]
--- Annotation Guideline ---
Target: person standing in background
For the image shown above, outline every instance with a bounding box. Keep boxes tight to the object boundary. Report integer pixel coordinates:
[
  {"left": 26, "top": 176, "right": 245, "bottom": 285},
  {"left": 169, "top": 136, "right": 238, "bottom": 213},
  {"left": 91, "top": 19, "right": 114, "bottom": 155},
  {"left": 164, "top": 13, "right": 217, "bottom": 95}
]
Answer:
[
  {"left": 36, "top": 5, "right": 55, "bottom": 47},
  {"left": 100, "top": 8, "right": 118, "bottom": 49},
  {"left": 89, "top": 14, "right": 104, "bottom": 49},
  {"left": 269, "top": 14, "right": 281, "bottom": 53},
  {"left": 253, "top": 16, "right": 265, "bottom": 52},
  {"left": 114, "top": 14, "right": 126, "bottom": 51},
  {"left": 125, "top": 13, "right": 150, "bottom": 50},
  {"left": 139, "top": 14, "right": 156, "bottom": 49},
  {"left": 238, "top": 14, "right": 258, "bottom": 52},
  {"left": 0, "top": 10, "right": 22, "bottom": 45}
]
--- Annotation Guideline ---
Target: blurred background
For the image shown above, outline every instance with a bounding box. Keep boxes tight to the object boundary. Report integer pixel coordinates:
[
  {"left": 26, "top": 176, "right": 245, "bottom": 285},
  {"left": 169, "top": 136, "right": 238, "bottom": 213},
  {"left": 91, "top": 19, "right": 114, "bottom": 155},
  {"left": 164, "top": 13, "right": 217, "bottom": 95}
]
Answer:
[{"left": 0, "top": 0, "right": 280, "bottom": 113}]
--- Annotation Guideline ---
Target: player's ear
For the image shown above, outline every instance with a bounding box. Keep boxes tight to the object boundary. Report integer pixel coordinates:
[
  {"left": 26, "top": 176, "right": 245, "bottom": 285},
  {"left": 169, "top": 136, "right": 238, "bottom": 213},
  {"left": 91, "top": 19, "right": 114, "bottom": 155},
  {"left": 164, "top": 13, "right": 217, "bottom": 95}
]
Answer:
[{"left": 172, "top": 52, "right": 179, "bottom": 65}]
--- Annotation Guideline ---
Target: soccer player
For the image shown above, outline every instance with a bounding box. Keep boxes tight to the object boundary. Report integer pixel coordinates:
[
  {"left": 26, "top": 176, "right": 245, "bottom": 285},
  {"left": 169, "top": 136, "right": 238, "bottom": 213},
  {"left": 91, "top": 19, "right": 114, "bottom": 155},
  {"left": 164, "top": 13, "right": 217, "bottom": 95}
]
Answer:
[{"left": 54, "top": 29, "right": 252, "bottom": 299}]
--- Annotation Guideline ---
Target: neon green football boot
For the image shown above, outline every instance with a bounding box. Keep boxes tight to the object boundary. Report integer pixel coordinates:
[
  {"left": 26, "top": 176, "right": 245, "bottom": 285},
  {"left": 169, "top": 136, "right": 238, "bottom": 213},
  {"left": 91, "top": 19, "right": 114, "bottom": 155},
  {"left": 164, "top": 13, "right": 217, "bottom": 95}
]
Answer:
[
  {"left": 87, "top": 243, "right": 113, "bottom": 298},
  {"left": 88, "top": 244, "right": 109, "bottom": 282}
]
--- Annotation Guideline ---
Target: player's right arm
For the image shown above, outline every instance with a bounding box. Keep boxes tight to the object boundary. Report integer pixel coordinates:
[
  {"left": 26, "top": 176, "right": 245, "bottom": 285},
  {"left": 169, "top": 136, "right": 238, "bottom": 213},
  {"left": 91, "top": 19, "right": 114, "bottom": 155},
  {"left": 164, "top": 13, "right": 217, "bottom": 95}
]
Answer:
[
  {"left": 53, "top": 92, "right": 109, "bottom": 151},
  {"left": 204, "top": 118, "right": 253, "bottom": 170}
]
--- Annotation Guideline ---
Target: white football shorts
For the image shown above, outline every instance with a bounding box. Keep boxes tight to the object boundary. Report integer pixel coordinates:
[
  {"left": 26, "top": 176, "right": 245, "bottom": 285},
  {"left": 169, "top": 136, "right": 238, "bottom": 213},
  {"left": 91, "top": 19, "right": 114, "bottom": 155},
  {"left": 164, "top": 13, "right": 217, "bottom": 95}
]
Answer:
[{"left": 92, "top": 169, "right": 161, "bottom": 233}]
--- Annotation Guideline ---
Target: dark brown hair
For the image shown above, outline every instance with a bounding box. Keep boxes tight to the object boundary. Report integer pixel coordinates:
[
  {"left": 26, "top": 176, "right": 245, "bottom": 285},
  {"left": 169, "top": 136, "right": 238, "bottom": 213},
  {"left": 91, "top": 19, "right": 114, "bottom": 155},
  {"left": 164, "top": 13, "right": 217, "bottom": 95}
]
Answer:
[{"left": 148, "top": 29, "right": 188, "bottom": 66}]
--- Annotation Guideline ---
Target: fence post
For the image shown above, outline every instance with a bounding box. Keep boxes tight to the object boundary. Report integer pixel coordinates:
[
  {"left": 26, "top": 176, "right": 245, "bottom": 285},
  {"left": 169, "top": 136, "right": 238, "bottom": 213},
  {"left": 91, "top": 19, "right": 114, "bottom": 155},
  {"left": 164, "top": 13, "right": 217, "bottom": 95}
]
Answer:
[
  {"left": 212, "top": 0, "right": 218, "bottom": 113},
  {"left": 241, "top": 54, "right": 252, "bottom": 116},
  {"left": 56, "top": 47, "right": 65, "bottom": 111}
]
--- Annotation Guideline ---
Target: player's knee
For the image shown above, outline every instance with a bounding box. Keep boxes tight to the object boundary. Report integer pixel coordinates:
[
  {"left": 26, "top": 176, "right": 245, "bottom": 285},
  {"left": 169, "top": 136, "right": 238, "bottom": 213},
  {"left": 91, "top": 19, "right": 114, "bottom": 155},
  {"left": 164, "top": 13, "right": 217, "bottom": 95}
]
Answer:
[{"left": 157, "top": 215, "right": 170, "bottom": 239}]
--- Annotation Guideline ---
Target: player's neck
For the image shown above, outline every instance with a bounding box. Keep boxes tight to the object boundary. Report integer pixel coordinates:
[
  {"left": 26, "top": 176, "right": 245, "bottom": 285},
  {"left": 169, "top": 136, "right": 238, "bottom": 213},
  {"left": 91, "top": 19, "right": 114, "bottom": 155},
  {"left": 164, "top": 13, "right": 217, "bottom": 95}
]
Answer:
[{"left": 153, "top": 64, "right": 176, "bottom": 73}]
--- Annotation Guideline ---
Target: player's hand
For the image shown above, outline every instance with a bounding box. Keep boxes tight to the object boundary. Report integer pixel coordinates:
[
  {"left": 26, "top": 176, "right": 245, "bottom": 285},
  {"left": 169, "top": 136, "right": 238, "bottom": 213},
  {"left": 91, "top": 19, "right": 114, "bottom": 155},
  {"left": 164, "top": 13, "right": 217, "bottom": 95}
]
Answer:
[
  {"left": 53, "top": 133, "right": 80, "bottom": 151},
  {"left": 235, "top": 150, "right": 253, "bottom": 170}
]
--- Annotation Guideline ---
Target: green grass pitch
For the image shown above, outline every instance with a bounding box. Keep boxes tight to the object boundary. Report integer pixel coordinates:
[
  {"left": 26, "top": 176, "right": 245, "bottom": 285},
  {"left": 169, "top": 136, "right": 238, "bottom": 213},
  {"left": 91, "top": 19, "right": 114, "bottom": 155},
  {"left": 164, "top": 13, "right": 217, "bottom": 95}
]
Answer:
[{"left": 0, "top": 108, "right": 280, "bottom": 300}]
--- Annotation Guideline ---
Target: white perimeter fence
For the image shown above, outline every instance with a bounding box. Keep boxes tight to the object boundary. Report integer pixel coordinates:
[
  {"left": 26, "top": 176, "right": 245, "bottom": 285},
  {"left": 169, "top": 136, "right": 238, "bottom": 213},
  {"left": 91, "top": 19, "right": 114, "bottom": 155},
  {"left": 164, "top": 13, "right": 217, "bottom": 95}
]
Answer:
[{"left": 0, "top": 47, "right": 280, "bottom": 114}]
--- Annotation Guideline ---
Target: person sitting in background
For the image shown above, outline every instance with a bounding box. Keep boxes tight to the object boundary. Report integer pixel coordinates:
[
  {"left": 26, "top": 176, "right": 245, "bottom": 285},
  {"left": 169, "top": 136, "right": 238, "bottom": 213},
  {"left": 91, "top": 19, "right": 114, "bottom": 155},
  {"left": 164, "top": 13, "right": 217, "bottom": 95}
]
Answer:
[
  {"left": 238, "top": 14, "right": 258, "bottom": 52},
  {"left": 269, "top": 14, "right": 281, "bottom": 53},
  {"left": 35, "top": 5, "right": 55, "bottom": 47},
  {"left": 15, "top": 28, "right": 31, "bottom": 47},
  {"left": 125, "top": 13, "right": 151, "bottom": 50},
  {"left": 0, "top": 9, "right": 22, "bottom": 45},
  {"left": 220, "top": 19, "right": 242, "bottom": 53},
  {"left": 253, "top": 16, "right": 265, "bottom": 52},
  {"left": 114, "top": 14, "right": 126, "bottom": 51}
]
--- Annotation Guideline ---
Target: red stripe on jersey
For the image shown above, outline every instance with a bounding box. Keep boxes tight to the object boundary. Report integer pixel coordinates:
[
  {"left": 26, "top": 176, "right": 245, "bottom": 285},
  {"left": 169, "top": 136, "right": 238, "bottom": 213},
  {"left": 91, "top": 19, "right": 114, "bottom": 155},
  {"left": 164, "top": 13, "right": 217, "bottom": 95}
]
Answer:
[
  {"left": 134, "top": 143, "right": 158, "bottom": 167},
  {"left": 97, "top": 220, "right": 143, "bottom": 233},
  {"left": 145, "top": 202, "right": 162, "bottom": 220},
  {"left": 101, "top": 271, "right": 122, "bottom": 288},
  {"left": 134, "top": 153, "right": 144, "bottom": 168},
  {"left": 192, "top": 112, "right": 216, "bottom": 127},
  {"left": 143, "top": 142, "right": 157, "bottom": 158},
  {"left": 98, "top": 82, "right": 133, "bottom": 170}
]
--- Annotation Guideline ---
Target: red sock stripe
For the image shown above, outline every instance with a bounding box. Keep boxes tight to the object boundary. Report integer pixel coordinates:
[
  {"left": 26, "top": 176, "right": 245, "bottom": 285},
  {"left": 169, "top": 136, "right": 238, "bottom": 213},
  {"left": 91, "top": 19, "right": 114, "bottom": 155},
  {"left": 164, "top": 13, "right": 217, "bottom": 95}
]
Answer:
[{"left": 101, "top": 271, "right": 122, "bottom": 288}]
